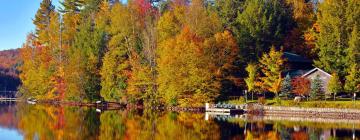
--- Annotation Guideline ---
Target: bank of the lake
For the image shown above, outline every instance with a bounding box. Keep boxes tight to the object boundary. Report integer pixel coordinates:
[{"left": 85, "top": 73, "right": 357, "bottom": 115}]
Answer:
[{"left": 227, "top": 98, "right": 360, "bottom": 109}]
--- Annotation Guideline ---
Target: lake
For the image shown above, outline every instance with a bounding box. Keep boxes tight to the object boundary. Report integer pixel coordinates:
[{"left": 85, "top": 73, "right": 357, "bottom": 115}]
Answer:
[{"left": 0, "top": 102, "right": 359, "bottom": 140}]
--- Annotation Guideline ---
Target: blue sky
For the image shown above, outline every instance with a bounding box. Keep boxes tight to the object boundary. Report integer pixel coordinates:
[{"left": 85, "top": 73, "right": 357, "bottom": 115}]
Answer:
[
  {"left": 0, "top": 127, "right": 23, "bottom": 140},
  {"left": 0, "top": 0, "right": 61, "bottom": 51}
]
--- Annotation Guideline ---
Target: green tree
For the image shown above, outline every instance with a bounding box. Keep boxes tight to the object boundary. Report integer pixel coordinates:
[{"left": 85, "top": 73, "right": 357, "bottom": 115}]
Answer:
[
  {"left": 59, "top": 0, "right": 84, "bottom": 45},
  {"left": 215, "top": 0, "right": 245, "bottom": 32},
  {"left": 259, "top": 47, "right": 285, "bottom": 97},
  {"left": 310, "top": 75, "right": 324, "bottom": 100},
  {"left": 33, "top": 0, "right": 55, "bottom": 44},
  {"left": 344, "top": 64, "right": 360, "bottom": 95},
  {"left": 314, "top": 0, "right": 359, "bottom": 78},
  {"left": 281, "top": 74, "right": 292, "bottom": 99},
  {"left": 236, "top": 0, "right": 293, "bottom": 62},
  {"left": 66, "top": 18, "right": 105, "bottom": 101},
  {"left": 245, "top": 63, "right": 259, "bottom": 100},
  {"left": 327, "top": 72, "right": 342, "bottom": 100}
]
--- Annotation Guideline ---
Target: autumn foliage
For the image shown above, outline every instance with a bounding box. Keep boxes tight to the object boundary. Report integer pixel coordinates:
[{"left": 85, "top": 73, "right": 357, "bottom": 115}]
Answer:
[
  {"left": 17, "top": 0, "right": 359, "bottom": 105},
  {"left": 292, "top": 76, "right": 310, "bottom": 96}
]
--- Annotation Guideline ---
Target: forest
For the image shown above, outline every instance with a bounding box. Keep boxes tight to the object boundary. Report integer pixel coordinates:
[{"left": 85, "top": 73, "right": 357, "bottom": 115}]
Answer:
[
  {"left": 0, "top": 49, "right": 20, "bottom": 92},
  {"left": 19, "top": 0, "right": 359, "bottom": 107}
]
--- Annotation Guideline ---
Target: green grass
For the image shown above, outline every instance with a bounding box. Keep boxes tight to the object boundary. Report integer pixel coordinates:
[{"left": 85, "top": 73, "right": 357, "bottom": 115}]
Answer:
[
  {"left": 225, "top": 98, "right": 360, "bottom": 109},
  {"left": 269, "top": 100, "right": 360, "bottom": 109}
]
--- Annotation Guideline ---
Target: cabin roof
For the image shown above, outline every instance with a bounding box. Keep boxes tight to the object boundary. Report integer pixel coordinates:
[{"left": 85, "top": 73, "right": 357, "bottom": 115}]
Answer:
[
  {"left": 283, "top": 52, "right": 312, "bottom": 63},
  {"left": 301, "top": 67, "right": 332, "bottom": 78},
  {"left": 284, "top": 69, "right": 312, "bottom": 78}
]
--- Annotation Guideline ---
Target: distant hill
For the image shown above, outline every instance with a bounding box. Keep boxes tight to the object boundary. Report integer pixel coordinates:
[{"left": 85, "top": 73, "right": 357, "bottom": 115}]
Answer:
[{"left": 0, "top": 49, "right": 21, "bottom": 92}]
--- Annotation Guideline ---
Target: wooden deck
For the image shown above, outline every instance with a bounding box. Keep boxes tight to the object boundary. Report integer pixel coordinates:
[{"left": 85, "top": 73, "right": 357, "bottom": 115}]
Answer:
[
  {"left": 0, "top": 98, "right": 19, "bottom": 101},
  {"left": 205, "top": 103, "right": 244, "bottom": 115}
]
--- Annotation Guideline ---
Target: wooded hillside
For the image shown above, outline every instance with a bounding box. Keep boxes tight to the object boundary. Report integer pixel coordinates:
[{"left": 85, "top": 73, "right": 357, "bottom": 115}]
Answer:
[
  {"left": 18, "top": 0, "right": 359, "bottom": 106},
  {"left": 0, "top": 49, "right": 21, "bottom": 91}
]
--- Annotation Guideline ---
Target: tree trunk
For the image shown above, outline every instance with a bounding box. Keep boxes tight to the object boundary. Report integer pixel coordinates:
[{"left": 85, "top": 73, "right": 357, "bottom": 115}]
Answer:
[{"left": 252, "top": 92, "right": 254, "bottom": 101}]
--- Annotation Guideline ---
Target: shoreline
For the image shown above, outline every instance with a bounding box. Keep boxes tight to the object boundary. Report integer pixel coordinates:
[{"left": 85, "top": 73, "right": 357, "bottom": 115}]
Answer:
[
  {"left": 260, "top": 105, "right": 360, "bottom": 120},
  {"left": 6, "top": 99, "right": 360, "bottom": 118}
]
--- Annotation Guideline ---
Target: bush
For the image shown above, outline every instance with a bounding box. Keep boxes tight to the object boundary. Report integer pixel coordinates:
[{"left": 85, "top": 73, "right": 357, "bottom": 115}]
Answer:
[
  {"left": 275, "top": 97, "right": 282, "bottom": 105},
  {"left": 227, "top": 97, "right": 246, "bottom": 105}
]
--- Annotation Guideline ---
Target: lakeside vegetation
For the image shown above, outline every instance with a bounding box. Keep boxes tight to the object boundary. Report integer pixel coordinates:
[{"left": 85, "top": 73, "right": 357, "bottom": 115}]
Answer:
[
  {"left": 18, "top": 0, "right": 359, "bottom": 107},
  {"left": 226, "top": 98, "right": 360, "bottom": 109}
]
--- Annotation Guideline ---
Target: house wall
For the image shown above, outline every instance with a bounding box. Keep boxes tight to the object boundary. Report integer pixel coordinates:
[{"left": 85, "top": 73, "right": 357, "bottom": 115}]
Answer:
[{"left": 304, "top": 70, "right": 331, "bottom": 94}]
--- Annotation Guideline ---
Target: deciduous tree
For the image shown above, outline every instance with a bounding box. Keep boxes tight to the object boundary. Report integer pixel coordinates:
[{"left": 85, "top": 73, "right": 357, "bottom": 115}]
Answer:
[
  {"left": 245, "top": 63, "right": 260, "bottom": 100},
  {"left": 259, "top": 47, "right": 285, "bottom": 97},
  {"left": 292, "top": 76, "right": 310, "bottom": 97},
  {"left": 327, "top": 72, "right": 342, "bottom": 100},
  {"left": 100, "top": 3, "right": 134, "bottom": 102}
]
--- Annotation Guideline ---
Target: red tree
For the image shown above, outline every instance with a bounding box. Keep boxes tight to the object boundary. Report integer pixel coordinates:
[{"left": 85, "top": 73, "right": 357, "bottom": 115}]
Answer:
[{"left": 292, "top": 76, "right": 310, "bottom": 96}]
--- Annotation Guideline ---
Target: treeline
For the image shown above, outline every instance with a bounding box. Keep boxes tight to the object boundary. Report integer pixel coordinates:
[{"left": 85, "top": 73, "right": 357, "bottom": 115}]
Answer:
[
  {"left": 0, "top": 49, "right": 20, "bottom": 92},
  {"left": 19, "top": 0, "right": 359, "bottom": 107}
]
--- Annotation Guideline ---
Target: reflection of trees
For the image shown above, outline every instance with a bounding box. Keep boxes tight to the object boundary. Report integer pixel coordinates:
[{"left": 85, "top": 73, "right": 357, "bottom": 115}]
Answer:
[
  {"left": 99, "top": 111, "right": 125, "bottom": 140},
  {"left": 16, "top": 104, "right": 100, "bottom": 140},
  {"left": 15, "top": 105, "right": 222, "bottom": 140},
  {"left": 120, "top": 111, "right": 220, "bottom": 140},
  {"left": 244, "top": 122, "right": 281, "bottom": 140},
  {"left": 0, "top": 102, "right": 18, "bottom": 129}
]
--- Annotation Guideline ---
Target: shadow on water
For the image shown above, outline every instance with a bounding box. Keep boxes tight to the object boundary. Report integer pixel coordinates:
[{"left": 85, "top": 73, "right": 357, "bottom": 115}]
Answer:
[{"left": 0, "top": 102, "right": 359, "bottom": 140}]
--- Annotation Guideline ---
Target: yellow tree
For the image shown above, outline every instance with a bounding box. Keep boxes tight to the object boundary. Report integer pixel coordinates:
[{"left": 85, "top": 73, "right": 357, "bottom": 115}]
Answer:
[
  {"left": 245, "top": 63, "right": 261, "bottom": 100},
  {"left": 157, "top": 27, "right": 238, "bottom": 107},
  {"left": 186, "top": 0, "right": 222, "bottom": 38},
  {"left": 95, "top": 0, "right": 111, "bottom": 31},
  {"left": 327, "top": 72, "right": 342, "bottom": 100},
  {"left": 259, "top": 47, "right": 285, "bottom": 97},
  {"left": 157, "top": 28, "right": 217, "bottom": 107},
  {"left": 100, "top": 3, "right": 135, "bottom": 102}
]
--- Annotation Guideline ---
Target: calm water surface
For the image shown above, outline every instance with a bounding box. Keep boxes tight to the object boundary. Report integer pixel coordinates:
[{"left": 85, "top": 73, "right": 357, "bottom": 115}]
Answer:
[{"left": 0, "top": 102, "right": 359, "bottom": 140}]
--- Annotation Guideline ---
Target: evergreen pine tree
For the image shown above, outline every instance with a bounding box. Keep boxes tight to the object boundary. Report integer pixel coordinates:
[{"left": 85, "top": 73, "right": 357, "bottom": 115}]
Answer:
[
  {"left": 315, "top": 0, "right": 359, "bottom": 78},
  {"left": 236, "top": 0, "right": 293, "bottom": 62},
  {"left": 310, "top": 75, "right": 324, "bottom": 100},
  {"left": 281, "top": 74, "right": 292, "bottom": 99},
  {"left": 33, "top": 0, "right": 55, "bottom": 44},
  {"left": 59, "top": 0, "right": 84, "bottom": 45}
]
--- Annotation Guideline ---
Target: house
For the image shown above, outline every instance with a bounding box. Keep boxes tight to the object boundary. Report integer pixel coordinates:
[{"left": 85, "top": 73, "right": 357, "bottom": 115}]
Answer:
[
  {"left": 282, "top": 52, "right": 314, "bottom": 78},
  {"left": 302, "top": 67, "right": 332, "bottom": 94},
  {"left": 283, "top": 52, "right": 332, "bottom": 94}
]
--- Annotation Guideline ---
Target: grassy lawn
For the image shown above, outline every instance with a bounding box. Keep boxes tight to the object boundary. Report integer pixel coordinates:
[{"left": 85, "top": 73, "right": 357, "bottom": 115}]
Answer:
[{"left": 225, "top": 97, "right": 360, "bottom": 109}]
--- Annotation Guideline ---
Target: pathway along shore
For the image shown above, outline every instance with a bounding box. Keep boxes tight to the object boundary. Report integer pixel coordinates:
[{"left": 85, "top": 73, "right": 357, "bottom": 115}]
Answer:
[{"left": 259, "top": 105, "right": 360, "bottom": 120}]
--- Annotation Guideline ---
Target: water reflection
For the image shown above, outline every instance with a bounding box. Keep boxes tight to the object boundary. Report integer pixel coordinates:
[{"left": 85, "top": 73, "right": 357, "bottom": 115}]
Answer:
[{"left": 0, "top": 102, "right": 359, "bottom": 140}]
